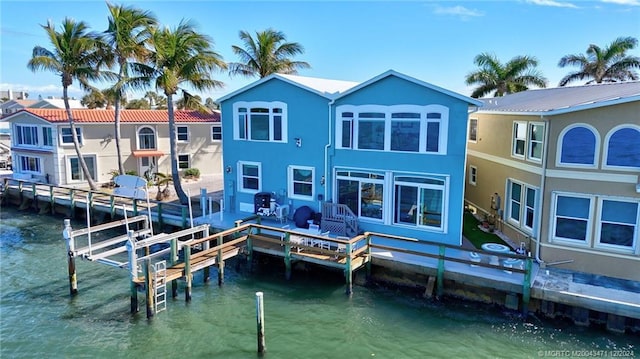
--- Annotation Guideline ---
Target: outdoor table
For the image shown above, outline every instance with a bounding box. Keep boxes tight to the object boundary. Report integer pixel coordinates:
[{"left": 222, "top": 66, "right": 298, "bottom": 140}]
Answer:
[{"left": 481, "top": 243, "right": 511, "bottom": 266}]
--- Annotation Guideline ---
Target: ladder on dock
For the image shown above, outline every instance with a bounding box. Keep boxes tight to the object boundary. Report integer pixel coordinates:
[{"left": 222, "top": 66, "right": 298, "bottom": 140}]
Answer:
[{"left": 154, "top": 260, "right": 167, "bottom": 314}]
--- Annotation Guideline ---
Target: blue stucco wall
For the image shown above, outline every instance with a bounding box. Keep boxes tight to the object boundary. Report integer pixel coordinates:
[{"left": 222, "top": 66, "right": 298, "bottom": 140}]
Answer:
[
  {"left": 330, "top": 75, "right": 470, "bottom": 245},
  {"left": 220, "top": 78, "right": 330, "bottom": 215}
]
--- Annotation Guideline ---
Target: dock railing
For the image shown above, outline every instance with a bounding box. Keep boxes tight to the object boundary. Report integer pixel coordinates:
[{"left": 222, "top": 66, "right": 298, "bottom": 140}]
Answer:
[{"left": 3, "top": 178, "right": 190, "bottom": 227}]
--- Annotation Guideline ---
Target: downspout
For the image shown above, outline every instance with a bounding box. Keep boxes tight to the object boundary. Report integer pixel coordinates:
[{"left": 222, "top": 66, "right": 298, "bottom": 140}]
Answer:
[
  {"left": 324, "top": 99, "right": 335, "bottom": 202},
  {"left": 535, "top": 115, "right": 550, "bottom": 265}
]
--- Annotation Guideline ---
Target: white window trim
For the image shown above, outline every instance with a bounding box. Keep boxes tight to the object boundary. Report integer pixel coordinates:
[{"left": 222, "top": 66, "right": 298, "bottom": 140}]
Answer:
[
  {"left": 60, "top": 126, "right": 83, "bottom": 147},
  {"left": 527, "top": 122, "right": 544, "bottom": 163},
  {"left": 66, "top": 154, "right": 98, "bottom": 183},
  {"left": 468, "top": 118, "right": 478, "bottom": 143},
  {"left": 511, "top": 121, "right": 527, "bottom": 159},
  {"left": 392, "top": 174, "right": 448, "bottom": 232},
  {"left": 287, "top": 165, "right": 315, "bottom": 201},
  {"left": 468, "top": 165, "right": 477, "bottom": 186},
  {"left": 237, "top": 161, "right": 262, "bottom": 194},
  {"left": 16, "top": 154, "right": 43, "bottom": 175},
  {"left": 506, "top": 179, "right": 537, "bottom": 234},
  {"left": 136, "top": 126, "right": 157, "bottom": 150},
  {"left": 335, "top": 169, "right": 386, "bottom": 224},
  {"left": 602, "top": 124, "right": 640, "bottom": 172},
  {"left": 555, "top": 123, "right": 600, "bottom": 169},
  {"left": 14, "top": 124, "right": 39, "bottom": 148},
  {"left": 594, "top": 196, "right": 639, "bottom": 254},
  {"left": 177, "top": 153, "right": 190, "bottom": 169},
  {"left": 177, "top": 125, "right": 190, "bottom": 143},
  {"left": 211, "top": 125, "right": 222, "bottom": 142},
  {"left": 549, "top": 192, "right": 594, "bottom": 248},
  {"left": 232, "top": 101, "right": 288, "bottom": 143},
  {"left": 335, "top": 104, "right": 449, "bottom": 155}
]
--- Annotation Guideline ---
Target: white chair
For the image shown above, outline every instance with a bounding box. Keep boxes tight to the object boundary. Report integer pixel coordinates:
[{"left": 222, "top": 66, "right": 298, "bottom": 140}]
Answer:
[{"left": 275, "top": 205, "right": 288, "bottom": 224}]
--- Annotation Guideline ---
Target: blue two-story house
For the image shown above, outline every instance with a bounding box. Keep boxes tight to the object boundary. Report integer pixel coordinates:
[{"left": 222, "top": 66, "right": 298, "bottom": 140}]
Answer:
[{"left": 218, "top": 70, "right": 482, "bottom": 246}]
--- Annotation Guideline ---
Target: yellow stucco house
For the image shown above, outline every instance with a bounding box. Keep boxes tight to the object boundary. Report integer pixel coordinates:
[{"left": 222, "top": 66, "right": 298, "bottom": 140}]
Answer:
[
  {"left": 2, "top": 108, "right": 222, "bottom": 186},
  {"left": 465, "top": 81, "right": 640, "bottom": 281}
]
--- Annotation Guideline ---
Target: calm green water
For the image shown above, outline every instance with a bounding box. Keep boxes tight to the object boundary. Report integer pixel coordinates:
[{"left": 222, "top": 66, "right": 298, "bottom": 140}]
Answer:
[{"left": 1, "top": 206, "right": 637, "bottom": 359}]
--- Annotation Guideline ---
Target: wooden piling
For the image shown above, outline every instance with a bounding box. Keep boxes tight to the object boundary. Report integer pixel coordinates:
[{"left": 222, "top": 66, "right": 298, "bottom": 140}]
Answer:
[
  {"left": 170, "top": 238, "right": 178, "bottom": 298},
  {"left": 126, "top": 232, "right": 139, "bottom": 314},
  {"left": 522, "top": 257, "right": 532, "bottom": 315},
  {"left": 217, "top": 234, "right": 224, "bottom": 286},
  {"left": 345, "top": 242, "right": 353, "bottom": 295},
  {"left": 145, "top": 259, "right": 154, "bottom": 319},
  {"left": 63, "top": 219, "right": 78, "bottom": 296},
  {"left": 184, "top": 244, "right": 192, "bottom": 302},
  {"left": 256, "top": 292, "right": 266, "bottom": 355},
  {"left": 283, "top": 232, "right": 292, "bottom": 280},
  {"left": 436, "top": 245, "right": 445, "bottom": 297}
]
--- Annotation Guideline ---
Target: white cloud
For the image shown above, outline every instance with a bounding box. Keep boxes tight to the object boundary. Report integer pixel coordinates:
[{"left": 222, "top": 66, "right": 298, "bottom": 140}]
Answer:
[
  {"left": 601, "top": 0, "right": 640, "bottom": 5},
  {"left": 526, "top": 0, "right": 579, "bottom": 8},
  {"left": 433, "top": 5, "right": 485, "bottom": 18}
]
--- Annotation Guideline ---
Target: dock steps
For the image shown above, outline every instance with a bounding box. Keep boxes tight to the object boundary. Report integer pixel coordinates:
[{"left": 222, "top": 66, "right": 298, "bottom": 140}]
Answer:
[{"left": 154, "top": 261, "right": 167, "bottom": 313}]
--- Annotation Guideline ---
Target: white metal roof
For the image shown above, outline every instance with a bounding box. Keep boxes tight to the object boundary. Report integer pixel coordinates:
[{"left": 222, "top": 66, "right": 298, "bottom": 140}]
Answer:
[{"left": 478, "top": 81, "right": 640, "bottom": 115}]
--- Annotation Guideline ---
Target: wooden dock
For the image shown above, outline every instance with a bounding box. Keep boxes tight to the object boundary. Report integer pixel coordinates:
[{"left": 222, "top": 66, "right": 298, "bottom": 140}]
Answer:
[{"left": 2, "top": 178, "right": 192, "bottom": 228}]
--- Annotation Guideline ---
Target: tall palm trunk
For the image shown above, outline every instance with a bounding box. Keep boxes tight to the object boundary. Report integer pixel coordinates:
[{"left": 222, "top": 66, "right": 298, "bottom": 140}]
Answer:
[
  {"left": 113, "top": 61, "right": 126, "bottom": 175},
  {"left": 167, "top": 93, "right": 188, "bottom": 204},
  {"left": 63, "top": 86, "right": 98, "bottom": 190}
]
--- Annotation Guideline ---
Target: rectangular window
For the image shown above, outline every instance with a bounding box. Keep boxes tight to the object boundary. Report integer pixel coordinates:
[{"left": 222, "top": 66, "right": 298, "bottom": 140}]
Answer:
[
  {"left": 177, "top": 126, "right": 189, "bottom": 142},
  {"left": 513, "top": 122, "right": 526, "bottom": 157},
  {"left": 340, "top": 112, "right": 353, "bottom": 149},
  {"left": 18, "top": 155, "right": 41, "bottom": 174},
  {"left": 288, "top": 166, "right": 314, "bottom": 200},
  {"left": 69, "top": 156, "right": 96, "bottom": 181},
  {"left": 211, "top": 126, "right": 222, "bottom": 141},
  {"left": 468, "top": 119, "right": 478, "bottom": 142},
  {"left": 394, "top": 176, "right": 445, "bottom": 230},
  {"left": 238, "top": 161, "right": 261, "bottom": 193},
  {"left": 233, "top": 103, "right": 287, "bottom": 143},
  {"left": 553, "top": 194, "right": 592, "bottom": 243},
  {"left": 238, "top": 108, "right": 248, "bottom": 139},
  {"left": 469, "top": 166, "right": 477, "bottom": 186},
  {"left": 529, "top": 123, "right": 544, "bottom": 161},
  {"left": 390, "top": 113, "right": 420, "bottom": 152},
  {"left": 507, "top": 180, "right": 538, "bottom": 232},
  {"left": 42, "top": 127, "right": 53, "bottom": 147},
  {"left": 425, "top": 121, "right": 440, "bottom": 152},
  {"left": 357, "top": 112, "right": 385, "bottom": 150},
  {"left": 597, "top": 199, "right": 638, "bottom": 250},
  {"left": 178, "top": 154, "right": 190, "bottom": 169},
  {"left": 61, "top": 127, "right": 82, "bottom": 145},
  {"left": 337, "top": 171, "right": 385, "bottom": 221},
  {"left": 16, "top": 125, "right": 38, "bottom": 146}
]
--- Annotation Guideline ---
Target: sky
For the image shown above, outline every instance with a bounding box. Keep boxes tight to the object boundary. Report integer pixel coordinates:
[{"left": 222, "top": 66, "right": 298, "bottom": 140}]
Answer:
[{"left": 1, "top": 0, "right": 639, "bottom": 103}]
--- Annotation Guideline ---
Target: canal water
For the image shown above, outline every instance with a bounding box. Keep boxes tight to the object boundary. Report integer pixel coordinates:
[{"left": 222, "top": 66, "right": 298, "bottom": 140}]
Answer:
[{"left": 1, "top": 206, "right": 637, "bottom": 358}]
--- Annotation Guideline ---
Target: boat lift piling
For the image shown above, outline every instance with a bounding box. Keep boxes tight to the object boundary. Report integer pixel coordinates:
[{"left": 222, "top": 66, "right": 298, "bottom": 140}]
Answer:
[{"left": 62, "top": 219, "right": 77, "bottom": 296}]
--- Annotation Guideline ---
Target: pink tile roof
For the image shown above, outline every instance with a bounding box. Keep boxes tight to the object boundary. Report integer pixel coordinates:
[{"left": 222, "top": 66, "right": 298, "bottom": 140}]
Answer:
[{"left": 19, "top": 108, "right": 220, "bottom": 123}]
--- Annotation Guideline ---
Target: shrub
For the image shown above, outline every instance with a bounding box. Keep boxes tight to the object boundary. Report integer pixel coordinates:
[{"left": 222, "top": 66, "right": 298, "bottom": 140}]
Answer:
[{"left": 183, "top": 168, "right": 200, "bottom": 179}]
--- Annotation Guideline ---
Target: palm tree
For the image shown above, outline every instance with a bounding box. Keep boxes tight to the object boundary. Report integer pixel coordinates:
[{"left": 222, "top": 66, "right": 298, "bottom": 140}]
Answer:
[
  {"left": 148, "top": 20, "right": 227, "bottom": 204},
  {"left": 465, "top": 53, "right": 547, "bottom": 98},
  {"left": 82, "top": 88, "right": 126, "bottom": 109},
  {"left": 28, "top": 19, "right": 108, "bottom": 190},
  {"left": 558, "top": 36, "right": 640, "bottom": 86},
  {"left": 229, "top": 28, "right": 310, "bottom": 78},
  {"left": 144, "top": 91, "right": 166, "bottom": 109},
  {"left": 105, "top": 3, "right": 158, "bottom": 175}
]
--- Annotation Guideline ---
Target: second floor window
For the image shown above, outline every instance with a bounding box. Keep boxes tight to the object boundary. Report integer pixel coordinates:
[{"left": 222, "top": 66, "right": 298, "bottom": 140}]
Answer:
[
  {"left": 512, "top": 121, "right": 544, "bottom": 162},
  {"left": 233, "top": 102, "right": 287, "bottom": 143},
  {"left": 337, "top": 104, "right": 449, "bottom": 154},
  {"left": 605, "top": 126, "right": 640, "bottom": 169},
  {"left": 15, "top": 125, "right": 38, "bottom": 146},
  {"left": 138, "top": 127, "right": 156, "bottom": 149},
  {"left": 211, "top": 126, "right": 222, "bottom": 141},
  {"left": 468, "top": 119, "right": 478, "bottom": 142},
  {"left": 61, "top": 127, "right": 82, "bottom": 145},
  {"left": 177, "top": 126, "right": 189, "bottom": 142}
]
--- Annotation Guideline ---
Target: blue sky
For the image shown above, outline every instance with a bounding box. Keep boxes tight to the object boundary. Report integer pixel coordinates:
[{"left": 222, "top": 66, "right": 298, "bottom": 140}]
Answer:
[{"left": 1, "top": 0, "right": 639, "bottom": 102}]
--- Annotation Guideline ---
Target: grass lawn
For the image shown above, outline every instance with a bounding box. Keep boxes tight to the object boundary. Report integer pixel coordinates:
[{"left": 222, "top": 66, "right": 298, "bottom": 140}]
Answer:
[{"left": 462, "top": 211, "right": 509, "bottom": 249}]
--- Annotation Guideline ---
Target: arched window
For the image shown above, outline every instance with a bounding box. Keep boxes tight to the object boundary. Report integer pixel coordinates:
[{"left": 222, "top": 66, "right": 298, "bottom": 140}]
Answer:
[
  {"left": 605, "top": 126, "right": 640, "bottom": 168},
  {"left": 138, "top": 127, "right": 156, "bottom": 149},
  {"left": 558, "top": 125, "right": 597, "bottom": 166}
]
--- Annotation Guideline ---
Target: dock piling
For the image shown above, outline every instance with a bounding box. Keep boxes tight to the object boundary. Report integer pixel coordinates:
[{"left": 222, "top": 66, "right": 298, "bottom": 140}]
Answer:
[
  {"left": 126, "top": 232, "right": 139, "bottom": 314},
  {"left": 256, "top": 292, "right": 266, "bottom": 355},
  {"left": 145, "top": 258, "right": 154, "bottom": 319},
  {"left": 184, "top": 244, "right": 192, "bottom": 302},
  {"left": 63, "top": 219, "right": 78, "bottom": 296}
]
